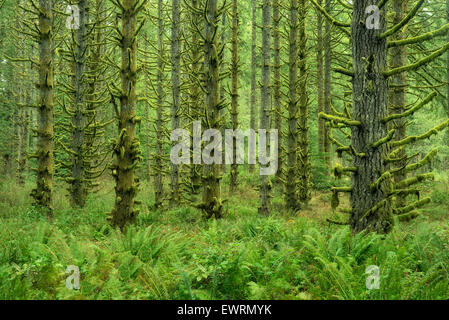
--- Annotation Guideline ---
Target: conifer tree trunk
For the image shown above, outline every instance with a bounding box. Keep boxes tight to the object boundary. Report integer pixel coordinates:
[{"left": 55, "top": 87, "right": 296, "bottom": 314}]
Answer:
[
  {"left": 16, "top": 0, "right": 25, "bottom": 186},
  {"left": 389, "top": 0, "right": 408, "bottom": 208},
  {"left": 259, "top": 0, "right": 272, "bottom": 216},
  {"left": 286, "top": 0, "right": 299, "bottom": 211},
  {"left": 188, "top": 0, "right": 202, "bottom": 195},
  {"left": 17, "top": 88, "right": 25, "bottom": 186},
  {"left": 249, "top": 0, "right": 257, "bottom": 174},
  {"left": 170, "top": 0, "right": 181, "bottom": 207},
  {"left": 220, "top": 12, "right": 227, "bottom": 105},
  {"left": 229, "top": 0, "right": 239, "bottom": 193},
  {"left": 202, "top": 0, "right": 223, "bottom": 219},
  {"left": 23, "top": 94, "right": 30, "bottom": 172},
  {"left": 446, "top": 0, "right": 449, "bottom": 163},
  {"left": 23, "top": 107, "right": 30, "bottom": 171},
  {"left": 29, "top": 41, "right": 37, "bottom": 156},
  {"left": 110, "top": 0, "right": 143, "bottom": 230},
  {"left": 31, "top": 0, "right": 54, "bottom": 213},
  {"left": 143, "top": 32, "right": 151, "bottom": 184},
  {"left": 317, "top": 0, "right": 449, "bottom": 232},
  {"left": 220, "top": 11, "right": 227, "bottom": 174},
  {"left": 316, "top": 0, "right": 325, "bottom": 156},
  {"left": 273, "top": 0, "right": 282, "bottom": 182},
  {"left": 82, "top": 0, "right": 109, "bottom": 190},
  {"left": 298, "top": 0, "right": 311, "bottom": 204},
  {"left": 17, "top": 111, "right": 24, "bottom": 185},
  {"left": 323, "top": 0, "right": 332, "bottom": 168},
  {"left": 29, "top": 42, "right": 37, "bottom": 157},
  {"left": 155, "top": 0, "right": 165, "bottom": 209},
  {"left": 17, "top": 6, "right": 28, "bottom": 185},
  {"left": 350, "top": 0, "right": 393, "bottom": 233},
  {"left": 144, "top": 61, "right": 151, "bottom": 183},
  {"left": 70, "top": 0, "right": 88, "bottom": 207}
]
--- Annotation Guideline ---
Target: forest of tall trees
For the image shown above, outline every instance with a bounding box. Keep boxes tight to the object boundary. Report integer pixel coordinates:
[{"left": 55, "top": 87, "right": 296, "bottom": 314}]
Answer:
[{"left": 1, "top": 0, "right": 449, "bottom": 301}]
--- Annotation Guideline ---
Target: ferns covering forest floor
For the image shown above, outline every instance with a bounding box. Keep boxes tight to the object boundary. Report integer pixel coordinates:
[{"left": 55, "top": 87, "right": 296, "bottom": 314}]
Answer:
[{"left": 1, "top": 172, "right": 448, "bottom": 300}]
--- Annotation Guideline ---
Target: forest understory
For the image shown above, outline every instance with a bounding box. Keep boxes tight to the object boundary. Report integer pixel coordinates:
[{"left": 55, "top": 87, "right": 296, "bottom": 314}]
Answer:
[{"left": 0, "top": 170, "right": 448, "bottom": 300}]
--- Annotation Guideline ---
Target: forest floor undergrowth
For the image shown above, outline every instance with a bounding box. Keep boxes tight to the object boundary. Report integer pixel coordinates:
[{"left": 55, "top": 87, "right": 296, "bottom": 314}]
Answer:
[{"left": 0, "top": 172, "right": 448, "bottom": 300}]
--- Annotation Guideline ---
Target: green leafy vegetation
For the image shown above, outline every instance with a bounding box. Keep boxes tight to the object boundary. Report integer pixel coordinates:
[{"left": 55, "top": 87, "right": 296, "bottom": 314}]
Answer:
[{"left": 1, "top": 175, "right": 448, "bottom": 300}]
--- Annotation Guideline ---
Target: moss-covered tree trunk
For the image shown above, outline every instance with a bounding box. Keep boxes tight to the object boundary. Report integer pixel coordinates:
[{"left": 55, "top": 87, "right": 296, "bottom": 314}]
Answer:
[
  {"left": 23, "top": 104, "right": 30, "bottom": 173},
  {"left": 389, "top": 0, "right": 408, "bottom": 208},
  {"left": 323, "top": 0, "right": 332, "bottom": 168},
  {"left": 17, "top": 5, "right": 28, "bottom": 185},
  {"left": 446, "top": 0, "right": 449, "bottom": 164},
  {"left": 297, "top": 0, "right": 311, "bottom": 204},
  {"left": 229, "top": 0, "right": 239, "bottom": 193},
  {"left": 286, "top": 0, "right": 299, "bottom": 211},
  {"left": 188, "top": 0, "right": 202, "bottom": 196},
  {"left": 316, "top": 0, "right": 325, "bottom": 157},
  {"left": 154, "top": 0, "right": 165, "bottom": 209},
  {"left": 70, "top": 0, "right": 88, "bottom": 207},
  {"left": 273, "top": 0, "right": 282, "bottom": 182},
  {"left": 170, "top": 0, "right": 181, "bottom": 207},
  {"left": 110, "top": 0, "right": 142, "bottom": 230},
  {"left": 144, "top": 33, "right": 151, "bottom": 184},
  {"left": 31, "top": 45, "right": 37, "bottom": 153},
  {"left": 15, "top": 0, "right": 25, "bottom": 186},
  {"left": 17, "top": 82, "right": 26, "bottom": 186},
  {"left": 31, "top": 0, "right": 54, "bottom": 213},
  {"left": 317, "top": 0, "right": 449, "bottom": 231},
  {"left": 249, "top": 0, "right": 257, "bottom": 174},
  {"left": 259, "top": 0, "right": 272, "bottom": 216},
  {"left": 202, "top": 0, "right": 223, "bottom": 219},
  {"left": 23, "top": 94, "right": 30, "bottom": 173},
  {"left": 350, "top": 0, "right": 393, "bottom": 233},
  {"left": 82, "top": 0, "right": 109, "bottom": 191},
  {"left": 220, "top": 11, "right": 227, "bottom": 175}
]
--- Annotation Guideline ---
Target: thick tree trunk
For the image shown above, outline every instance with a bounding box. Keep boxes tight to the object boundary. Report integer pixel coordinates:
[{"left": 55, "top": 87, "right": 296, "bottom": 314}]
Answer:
[
  {"left": 110, "top": 0, "right": 142, "bottom": 230},
  {"left": 249, "top": 0, "right": 257, "bottom": 174},
  {"left": 202, "top": 0, "right": 223, "bottom": 219},
  {"left": 229, "top": 0, "right": 239, "bottom": 193},
  {"left": 170, "top": 0, "right": 181, "bottom": 207},
  {"left": 70, "top": 0, "right": 87, "bottom": 207},
  {"left": 350, "top": 0, "right": 393, "bottom": 233},
  {"left": 31, "top": 0, "right": 54, "bottom": 213},
  {"left": 298, "top": 0, "right": 311, "bottom": 204},
  {"left": 286, "top": 0, "right": 299, "bottom": 211},
  {"left": 259, "top": 0, "right": 272, "bottom": 216}
]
